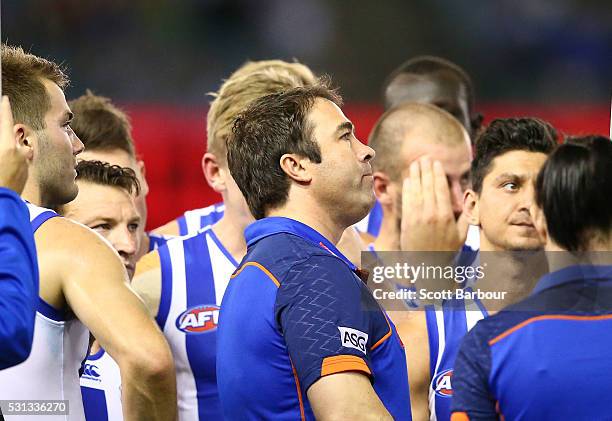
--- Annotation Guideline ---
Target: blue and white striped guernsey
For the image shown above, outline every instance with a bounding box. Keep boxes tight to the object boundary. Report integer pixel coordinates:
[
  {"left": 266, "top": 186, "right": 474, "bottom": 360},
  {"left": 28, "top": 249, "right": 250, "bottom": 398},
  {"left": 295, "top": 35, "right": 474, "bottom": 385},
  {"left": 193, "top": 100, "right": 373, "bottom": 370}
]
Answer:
[
  {"left": 425, "top": 294, "right": 488, "bottom": 421},
  {"left": 80, "top": 349, "right": 122, "bottom": 421},
  {"left": 156, "top": 228, "right": 237, "bottom": 420},
  {"left": 0, "top": 203, "right": 89, "bottom": 421},
  {"left": 176, "top": 203, "right": 225, "bottom": 236}
]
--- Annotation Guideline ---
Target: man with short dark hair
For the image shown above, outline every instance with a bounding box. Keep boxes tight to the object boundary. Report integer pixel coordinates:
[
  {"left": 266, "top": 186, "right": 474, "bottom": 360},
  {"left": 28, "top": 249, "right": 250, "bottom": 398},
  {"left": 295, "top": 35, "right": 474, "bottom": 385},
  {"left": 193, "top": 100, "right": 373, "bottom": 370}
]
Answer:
[
  {"left": 58, "top": 160, "right": 142, "bottom": 421},
  {"left": 0, "top": 45, "right": 177, "bottom": 421},
  {"left": 69, "top": 91, "right": 167, "bottom": 257},
  {"left": 452, "top": 135, "right": 612, "bottom": 420},
  {"left": 132, "top": 60, "right": 319, "bottom": 420},
  {"left": 217, "top": 84, "right": 411, "bottom": 420},
  {"left": 59, "top": 160, "right": 142, "bottom": 279},
  {"left": 395, "top": 117, "right": 557, "bottom": 421},
  {"left": 382, "top": 56, "right": 481, "bottom": 139}
]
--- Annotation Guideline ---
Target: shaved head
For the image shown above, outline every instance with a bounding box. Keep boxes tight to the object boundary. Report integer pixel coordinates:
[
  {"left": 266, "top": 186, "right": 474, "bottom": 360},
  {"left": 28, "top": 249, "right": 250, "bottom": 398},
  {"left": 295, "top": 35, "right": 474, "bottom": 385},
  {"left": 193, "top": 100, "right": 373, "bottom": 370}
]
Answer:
[{"left": 369, "top": 102, "right": 470, "bottom": 181}]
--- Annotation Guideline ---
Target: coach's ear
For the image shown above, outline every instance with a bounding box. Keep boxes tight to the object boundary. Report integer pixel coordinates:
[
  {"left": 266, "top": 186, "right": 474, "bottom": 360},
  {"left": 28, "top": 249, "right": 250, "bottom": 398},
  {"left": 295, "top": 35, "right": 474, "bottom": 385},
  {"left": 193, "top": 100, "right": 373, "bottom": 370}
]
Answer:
[
  {"left": 462, "top": 189, "right": 480, "bottom": 226},
  {"left": 279, "top": 153, "right": 312, "bottom": 183},
  {"left": 202, "top": 152, "right": 226, "bottom": 193}
]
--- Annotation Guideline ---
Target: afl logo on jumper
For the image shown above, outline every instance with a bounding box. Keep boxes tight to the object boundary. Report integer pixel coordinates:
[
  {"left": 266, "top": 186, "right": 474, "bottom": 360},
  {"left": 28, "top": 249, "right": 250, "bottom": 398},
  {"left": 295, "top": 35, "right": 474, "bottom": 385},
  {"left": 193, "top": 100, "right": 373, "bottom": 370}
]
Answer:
[
  {"left": 176, "top": 305, "right": 220, "bottom": 334},
  {"left": 433, "top": 369, "right": 453, "bottom": 397}
]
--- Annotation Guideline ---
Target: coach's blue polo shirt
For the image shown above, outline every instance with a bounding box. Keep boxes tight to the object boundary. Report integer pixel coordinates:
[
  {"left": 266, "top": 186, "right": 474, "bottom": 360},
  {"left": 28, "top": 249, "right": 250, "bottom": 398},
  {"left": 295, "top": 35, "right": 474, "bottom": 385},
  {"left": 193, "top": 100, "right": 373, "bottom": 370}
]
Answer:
[
  {"left": 217, "top": 217, "right": 411, "bottom": 420},
  {"left": 451, "top": 264, "right": 612, "bottom": 420}
]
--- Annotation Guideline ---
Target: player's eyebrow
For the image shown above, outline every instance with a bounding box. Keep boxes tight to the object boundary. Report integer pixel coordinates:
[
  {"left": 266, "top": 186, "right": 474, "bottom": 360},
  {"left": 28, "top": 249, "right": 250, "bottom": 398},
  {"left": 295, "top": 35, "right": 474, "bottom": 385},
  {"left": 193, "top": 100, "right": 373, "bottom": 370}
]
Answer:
[
  {"left": 334, "top": 121, "right": 354, "bottom": 137},
  {"left": 493, "top": 173, "right": 525, "bottom": 184}
]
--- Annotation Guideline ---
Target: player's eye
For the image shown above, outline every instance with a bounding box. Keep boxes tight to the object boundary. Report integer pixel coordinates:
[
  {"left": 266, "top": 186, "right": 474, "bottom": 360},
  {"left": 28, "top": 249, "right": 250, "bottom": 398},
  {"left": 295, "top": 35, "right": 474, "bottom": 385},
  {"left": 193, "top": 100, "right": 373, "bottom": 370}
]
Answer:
[
  {"left": 128, "top": 223, "right": 140, "bottom": 232},
  {"left": 502, "top": 182, "right": 518, "bottom": 192},
  {"left": 340, "top": 131, "right": 352, "bottom": 141},
  {"left": 91, "top": 224, "right": 111, "bottom": 232}
]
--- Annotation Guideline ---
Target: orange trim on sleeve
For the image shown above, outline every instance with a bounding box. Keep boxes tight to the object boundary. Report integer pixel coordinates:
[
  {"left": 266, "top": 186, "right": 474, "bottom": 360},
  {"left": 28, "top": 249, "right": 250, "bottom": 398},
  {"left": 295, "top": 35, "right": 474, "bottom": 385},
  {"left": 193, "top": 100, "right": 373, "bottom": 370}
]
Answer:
[
  {"left": 290, "top": 361, "right": 306, "bottom": 421},
  {"left": 370, "top": 313, "right": 393, "bottom": 351},
  {"left": 451, "top": 412, "right": 470, "bottom": 421},
  {"left": 488, "top": 314, "right": 612, "bottom": 346},
  {"left": 320, "top": 355, "right": 371, "bottom": 377},
  {"left": 230, "top": 261, "right": 281, "bottom": 287}
]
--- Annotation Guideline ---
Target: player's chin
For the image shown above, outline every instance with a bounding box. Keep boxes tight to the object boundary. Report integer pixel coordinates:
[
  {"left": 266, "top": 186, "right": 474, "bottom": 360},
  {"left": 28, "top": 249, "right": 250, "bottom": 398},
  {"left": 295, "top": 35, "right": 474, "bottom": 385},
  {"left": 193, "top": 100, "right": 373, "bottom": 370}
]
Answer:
[{"left": 507, "top": 236, "right": 544, "bottom": 252}]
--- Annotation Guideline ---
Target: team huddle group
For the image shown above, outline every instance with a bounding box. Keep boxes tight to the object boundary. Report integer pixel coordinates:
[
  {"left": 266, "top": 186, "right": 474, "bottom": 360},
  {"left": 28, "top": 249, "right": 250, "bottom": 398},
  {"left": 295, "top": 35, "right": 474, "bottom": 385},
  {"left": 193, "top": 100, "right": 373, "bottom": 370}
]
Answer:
[{"left": 0, "top": 43, "right": 611, "bottom": 421}]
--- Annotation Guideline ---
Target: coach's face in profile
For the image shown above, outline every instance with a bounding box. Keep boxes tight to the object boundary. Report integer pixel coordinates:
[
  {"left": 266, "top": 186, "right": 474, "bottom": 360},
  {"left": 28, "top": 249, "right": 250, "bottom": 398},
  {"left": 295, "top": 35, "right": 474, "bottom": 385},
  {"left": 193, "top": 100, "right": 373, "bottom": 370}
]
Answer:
[{"left": 307, "top": 98, "right": 376, "bottom": 226}]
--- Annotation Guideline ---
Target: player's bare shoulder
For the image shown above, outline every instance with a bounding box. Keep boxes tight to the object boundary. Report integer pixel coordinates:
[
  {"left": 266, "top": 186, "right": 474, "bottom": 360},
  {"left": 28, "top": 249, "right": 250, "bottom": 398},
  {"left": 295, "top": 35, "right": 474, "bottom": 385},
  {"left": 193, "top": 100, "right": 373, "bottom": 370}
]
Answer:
[
  {"left": 132, "top": 250, "right": 162, "bottom": 317},
  {"left": 151, "top": 220, "right": 180, "bottom": 236},
  {"left": 35, "top": 216, "right": 129, "bottom": 308}
]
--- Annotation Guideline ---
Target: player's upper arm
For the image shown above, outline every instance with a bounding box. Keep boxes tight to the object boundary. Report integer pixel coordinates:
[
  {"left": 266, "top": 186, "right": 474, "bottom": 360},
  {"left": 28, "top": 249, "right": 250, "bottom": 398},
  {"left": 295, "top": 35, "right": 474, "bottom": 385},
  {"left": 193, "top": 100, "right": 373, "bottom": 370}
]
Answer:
[
  {"left": 451, "top": 323, "right": 497, "bottom": 419},
  {"left": 275, "top": 255, "right": 373, "bottom": 393},
  {"left": 132, "top": 250, "right": 162, "bottom": 318},
  {"left": 390, "top": 311, "right": 430, "bottom": 421},
  {"left": 151, "top": 220, "right": 180, "bottom": 236},
  {"left": 307, "top": 371, "right": 392, "bottom": 421},
  {"left": 36, "top": 217, "right": 166, "bottom": 364}
]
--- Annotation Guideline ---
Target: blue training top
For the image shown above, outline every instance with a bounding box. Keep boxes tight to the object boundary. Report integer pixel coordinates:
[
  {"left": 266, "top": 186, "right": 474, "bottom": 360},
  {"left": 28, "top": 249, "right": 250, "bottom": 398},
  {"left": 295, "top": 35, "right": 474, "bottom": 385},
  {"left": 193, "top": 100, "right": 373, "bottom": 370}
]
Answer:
[
  {"left": 0, "top": 189, "right": 39, "bottom": 369},
  {"left": 452, "top": 264, "right": 612, "bottom": 420},
  {"left": 217, "top": 217, "right": 411, "bottom": 420}
]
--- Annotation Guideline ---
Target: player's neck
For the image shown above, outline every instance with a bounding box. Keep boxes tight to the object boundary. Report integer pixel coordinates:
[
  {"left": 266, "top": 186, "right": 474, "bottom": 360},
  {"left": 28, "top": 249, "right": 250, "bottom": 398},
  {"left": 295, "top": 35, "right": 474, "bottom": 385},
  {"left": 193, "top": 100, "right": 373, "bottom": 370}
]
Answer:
[
  {"left": 211, "top": 211, "right": 249, "bottom": 262},
  {"left": 20, "top": 180, "right": 42, "bottom": 207},
  {"left": 478, "top": 250, "right": 547, "bottom": 309},
  {"left": 373, "top": 211, "right": 400, "bottom": 251}
]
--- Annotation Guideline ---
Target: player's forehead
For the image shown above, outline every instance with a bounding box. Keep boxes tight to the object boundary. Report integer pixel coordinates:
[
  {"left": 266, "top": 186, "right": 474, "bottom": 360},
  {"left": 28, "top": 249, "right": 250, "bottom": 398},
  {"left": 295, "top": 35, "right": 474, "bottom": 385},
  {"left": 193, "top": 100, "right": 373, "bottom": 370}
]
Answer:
[
  {"left": 484, "top": 150, "right": 548, "bottom": 184},
  {"left": 400, "top": 135, "right": 471, "bottom": 174},
  {"left": 73, "top": 182, "right": 135, "bottom": 216}
]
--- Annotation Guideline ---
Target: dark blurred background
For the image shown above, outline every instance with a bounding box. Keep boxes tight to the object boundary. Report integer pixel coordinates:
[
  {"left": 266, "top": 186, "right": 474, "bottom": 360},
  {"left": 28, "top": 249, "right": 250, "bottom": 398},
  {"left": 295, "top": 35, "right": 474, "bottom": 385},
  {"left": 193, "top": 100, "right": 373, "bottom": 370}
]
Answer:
[
  {"left": 6, "top": 0, "right": 611, "bottom": 103},
  {"left": 5, "top": 0, "right": 611, "bottom": 227}
]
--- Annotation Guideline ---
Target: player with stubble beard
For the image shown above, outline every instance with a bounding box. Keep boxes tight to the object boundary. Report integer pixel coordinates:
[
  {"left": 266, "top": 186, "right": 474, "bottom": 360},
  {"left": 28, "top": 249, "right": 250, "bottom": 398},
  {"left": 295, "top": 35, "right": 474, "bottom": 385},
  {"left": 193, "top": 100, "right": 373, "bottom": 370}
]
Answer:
[{"left": 0, "top": 45, "right": 176, "bottom": 421}]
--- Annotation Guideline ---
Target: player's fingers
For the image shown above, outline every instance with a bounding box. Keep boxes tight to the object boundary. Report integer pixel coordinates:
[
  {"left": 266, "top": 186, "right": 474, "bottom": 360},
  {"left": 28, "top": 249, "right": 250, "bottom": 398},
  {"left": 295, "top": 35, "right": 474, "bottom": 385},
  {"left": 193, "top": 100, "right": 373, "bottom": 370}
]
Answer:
[
  {"left": 0, "top": 97, "right": 17, "bottom": 150},
  {"left": 433, "top": 160, "right": 453, "bottom": 218},
  {"left": 408, "top": 159, "right": 422, "bottom": 208},
  {"left": 401, "top": 176, "right": 411, "bottom": 225},
  {"left": 420, "top": 157, "right": 435, "bottom": 215}
]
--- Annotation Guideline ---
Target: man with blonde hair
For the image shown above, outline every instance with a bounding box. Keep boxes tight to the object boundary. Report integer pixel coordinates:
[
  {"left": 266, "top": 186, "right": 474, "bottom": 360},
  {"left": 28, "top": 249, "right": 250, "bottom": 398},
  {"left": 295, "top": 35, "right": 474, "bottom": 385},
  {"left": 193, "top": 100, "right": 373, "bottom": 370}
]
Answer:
[
  {"left": 133, "top": 59, "right": 318, "bottom": 420},
  {"left": 0, "top": 45, "right": 177, "bottom": 421},
  {"left": 153, "top": 59, "right": 316, "bottom": 236}
]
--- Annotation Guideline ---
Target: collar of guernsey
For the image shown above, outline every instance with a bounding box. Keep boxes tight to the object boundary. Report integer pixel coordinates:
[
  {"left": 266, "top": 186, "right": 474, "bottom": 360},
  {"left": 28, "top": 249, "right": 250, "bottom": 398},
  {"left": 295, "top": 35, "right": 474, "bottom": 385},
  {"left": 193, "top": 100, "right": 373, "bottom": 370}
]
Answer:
[
  {"left": 532, "top": 264, "right": 612, "bottom": 295},
  {"left": 244, "top": 216, "right": 357, "bottom": 271}
]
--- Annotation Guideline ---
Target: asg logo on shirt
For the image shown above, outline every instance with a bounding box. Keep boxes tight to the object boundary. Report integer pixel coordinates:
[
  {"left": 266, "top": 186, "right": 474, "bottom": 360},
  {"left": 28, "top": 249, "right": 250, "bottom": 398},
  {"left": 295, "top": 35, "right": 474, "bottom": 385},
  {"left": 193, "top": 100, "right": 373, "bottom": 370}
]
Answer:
[
  {"left": 433, "top": 369, "right": 453, "bottom": 397},
  {"left": 338, "top": 326, "right": 368, "bottom": 355},
  {"left": 176, "top": 305, "right": 220, "bottom": 334},
  {"left": 82, "top": 363, "right": 101, "bottom": 380}
]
